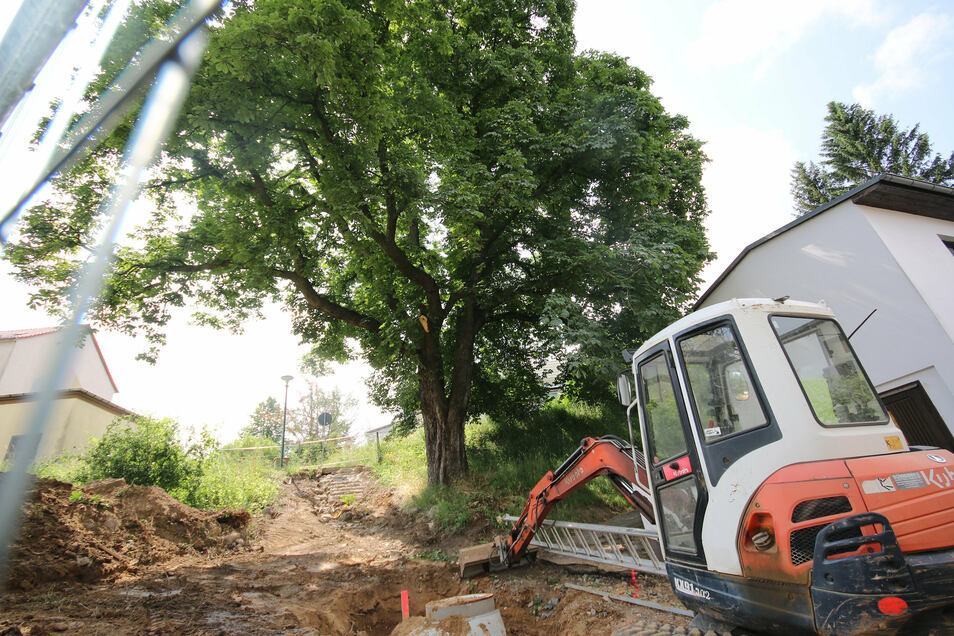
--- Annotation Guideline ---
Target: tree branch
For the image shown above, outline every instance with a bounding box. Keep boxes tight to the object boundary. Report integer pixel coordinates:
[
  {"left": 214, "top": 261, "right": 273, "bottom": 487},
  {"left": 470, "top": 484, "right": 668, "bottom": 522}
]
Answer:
[
  {"left": 377, "top": 139, "right": 400, "bottom": 241},
  {"left": 272, "top": 267, "right": 381, "bottom": 333}
]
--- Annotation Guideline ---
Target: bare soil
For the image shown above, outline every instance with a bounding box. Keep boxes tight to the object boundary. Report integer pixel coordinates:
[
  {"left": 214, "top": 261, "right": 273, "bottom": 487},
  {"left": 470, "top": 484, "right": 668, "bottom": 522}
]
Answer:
[{"left": 0, "top": 468, "right": 689, "bottom": 635}]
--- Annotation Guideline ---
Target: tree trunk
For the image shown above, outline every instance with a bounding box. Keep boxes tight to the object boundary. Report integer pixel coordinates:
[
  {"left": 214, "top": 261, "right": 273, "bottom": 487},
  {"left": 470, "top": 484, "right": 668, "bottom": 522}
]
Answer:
[
  {"left": 420, "top": 377, "right": 468, "bottom": 487},
  {"left": 417, "top": 298, "right": 479, "bottom": 487}
]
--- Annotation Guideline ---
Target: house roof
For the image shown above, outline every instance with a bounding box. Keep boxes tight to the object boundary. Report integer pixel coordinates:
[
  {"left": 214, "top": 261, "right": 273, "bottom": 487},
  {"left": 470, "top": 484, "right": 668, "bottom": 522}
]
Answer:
[
  {"left": 0, "top": 327, "right": 61, "bottom": 339},
  {"left": 695, "top": 174, "right": 954, "bottom": 309},
  {"left": 0, "top": 324, "right": 119, "bottom": 393}
]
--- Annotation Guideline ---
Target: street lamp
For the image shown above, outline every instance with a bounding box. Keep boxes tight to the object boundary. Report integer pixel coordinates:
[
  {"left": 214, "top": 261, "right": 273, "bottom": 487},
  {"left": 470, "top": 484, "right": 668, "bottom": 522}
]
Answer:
[{"left": 280, "top": 374, "right": 293, "bottom": 468}]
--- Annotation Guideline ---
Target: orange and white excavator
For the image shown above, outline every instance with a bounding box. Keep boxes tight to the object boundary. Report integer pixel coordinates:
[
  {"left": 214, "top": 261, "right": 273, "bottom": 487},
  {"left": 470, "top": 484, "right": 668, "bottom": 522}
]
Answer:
[{"left": 461, "top": 298, "right": 954, "bottom": 635}]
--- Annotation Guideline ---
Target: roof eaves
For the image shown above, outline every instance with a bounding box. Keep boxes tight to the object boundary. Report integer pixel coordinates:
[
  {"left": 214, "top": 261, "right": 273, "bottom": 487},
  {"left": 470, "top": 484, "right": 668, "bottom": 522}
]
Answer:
[
  {"left": 880, "top": 174, "right": 954, "bottom": 197},
  {"left": 0, "top": 388, "right": 131, "bottom": 416},
  {"left": 0, "top": 326, "right": 60, "bottom": 340}
]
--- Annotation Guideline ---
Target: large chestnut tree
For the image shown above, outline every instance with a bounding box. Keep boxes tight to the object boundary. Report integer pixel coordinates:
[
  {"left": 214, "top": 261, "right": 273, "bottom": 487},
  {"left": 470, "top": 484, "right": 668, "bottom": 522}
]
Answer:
[{"left": 6, "top": 0, "right": 710, "bottom": 486}]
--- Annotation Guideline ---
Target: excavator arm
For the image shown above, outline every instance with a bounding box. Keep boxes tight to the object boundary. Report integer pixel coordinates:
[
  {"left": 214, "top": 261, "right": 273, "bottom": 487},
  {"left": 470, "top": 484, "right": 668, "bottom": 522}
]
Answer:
[{"left": 497, "top": 435, "right": 654, "bottom": 567}]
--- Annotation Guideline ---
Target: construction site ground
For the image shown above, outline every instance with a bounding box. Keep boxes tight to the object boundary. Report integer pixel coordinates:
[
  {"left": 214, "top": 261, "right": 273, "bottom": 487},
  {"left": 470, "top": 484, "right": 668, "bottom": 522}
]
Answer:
[{"left": 0, "top": 467, "right": 694, "bottom": 635}]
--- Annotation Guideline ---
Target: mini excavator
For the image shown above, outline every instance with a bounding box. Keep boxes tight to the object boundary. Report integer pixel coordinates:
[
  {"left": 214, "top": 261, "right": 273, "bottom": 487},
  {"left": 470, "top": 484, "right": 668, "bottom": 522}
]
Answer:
[{"left": 460, "top": 298, "right": 954, "bottom": 635}]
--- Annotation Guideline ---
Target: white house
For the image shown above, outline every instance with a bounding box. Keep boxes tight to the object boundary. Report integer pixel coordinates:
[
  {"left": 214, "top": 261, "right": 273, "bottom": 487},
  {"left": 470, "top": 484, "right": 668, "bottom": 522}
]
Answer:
[
  {"left": 0, "top": 326, "right": 130, "bottom": 462},
  {"left": 696, "top": 174, "right": 954, "bottom": 451}
]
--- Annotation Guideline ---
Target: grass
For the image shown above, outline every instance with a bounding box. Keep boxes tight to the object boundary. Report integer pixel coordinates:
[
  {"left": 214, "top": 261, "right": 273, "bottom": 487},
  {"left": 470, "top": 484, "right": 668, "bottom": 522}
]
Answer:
[
  {"left": 189, "top": 454, "right": 280, "bottom": 514},
  {"left": 466, "top": 400, "right": 634, "bottom": 521},
  {"left": 411, "top": 485, "right": 472, "bottom": 532}
]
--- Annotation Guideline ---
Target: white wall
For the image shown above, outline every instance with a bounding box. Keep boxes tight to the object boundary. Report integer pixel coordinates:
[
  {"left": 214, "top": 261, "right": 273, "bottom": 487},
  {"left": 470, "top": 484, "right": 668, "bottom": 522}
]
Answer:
[
  {"left": 699, "top": 201, "right": 954, "bottom": 429},
  {"left": 860, "top": 206, "right": 954, "bottom": 427},
  {"left": 71, "top": 335, "right": 116, "bottom": 399},
  {"left": 0, "top": 331, "right": 116, "bottom": 401},
  {"left": 862, "top": 207, "right": 954, "bottom": 344}
]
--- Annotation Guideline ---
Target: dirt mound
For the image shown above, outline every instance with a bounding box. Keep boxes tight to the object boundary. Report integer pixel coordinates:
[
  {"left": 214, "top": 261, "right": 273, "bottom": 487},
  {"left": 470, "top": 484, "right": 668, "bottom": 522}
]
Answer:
[{"left": 4, "top": 477, "right": 248, "bottom": 591}]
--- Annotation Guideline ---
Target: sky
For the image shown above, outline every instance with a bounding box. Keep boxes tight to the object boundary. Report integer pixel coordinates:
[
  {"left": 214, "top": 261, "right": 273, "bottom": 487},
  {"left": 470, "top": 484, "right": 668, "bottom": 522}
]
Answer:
[{"left": 1, "top": 0, "right": 953, "bottom": 443}]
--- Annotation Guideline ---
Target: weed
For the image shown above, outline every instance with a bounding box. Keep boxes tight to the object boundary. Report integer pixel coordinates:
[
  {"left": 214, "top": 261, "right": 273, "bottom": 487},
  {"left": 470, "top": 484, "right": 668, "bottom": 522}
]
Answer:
[
  {"left": 414, "top": 549, "right": 454, "bottom": 562},
  {"left": 29, "top": 590, "right": 64, "bottom": 608},
  {"left": 340, "top": 494, "right": 356, "bottom": 506},
  {"left": 68, "top": 490, "right": 110, "bottom": 508},
  {"left": 33, "top": 454, "right": 89, "bottom": 483}
]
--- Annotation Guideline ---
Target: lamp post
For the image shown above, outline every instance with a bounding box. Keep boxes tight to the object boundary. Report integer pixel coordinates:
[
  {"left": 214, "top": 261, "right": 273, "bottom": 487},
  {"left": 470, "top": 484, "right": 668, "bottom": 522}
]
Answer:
[{"left": 279, "top": 374, "right": 293, "bottom": 468}]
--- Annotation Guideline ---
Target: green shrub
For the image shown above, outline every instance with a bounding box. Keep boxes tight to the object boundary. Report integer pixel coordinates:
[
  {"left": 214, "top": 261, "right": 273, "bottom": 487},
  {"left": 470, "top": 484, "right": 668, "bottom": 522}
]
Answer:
[
  {"left": 32, "top": 453, "right": 89, "bottom": 483},
  {"left": 188, "top": 453, "right": 279, "bottom": 513},
  {"left": 84, "top": 415, "right": 212, "bottom": 500}
]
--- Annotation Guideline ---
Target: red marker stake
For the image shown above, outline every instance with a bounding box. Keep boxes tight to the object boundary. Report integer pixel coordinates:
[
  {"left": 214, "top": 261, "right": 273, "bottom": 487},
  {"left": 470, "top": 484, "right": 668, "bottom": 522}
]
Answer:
[
  {"left": 631, "top": 569, "right": 640, "bottom": 599},
  {"left": 401, "top": 589, "right": 410, "bottom": 620}
]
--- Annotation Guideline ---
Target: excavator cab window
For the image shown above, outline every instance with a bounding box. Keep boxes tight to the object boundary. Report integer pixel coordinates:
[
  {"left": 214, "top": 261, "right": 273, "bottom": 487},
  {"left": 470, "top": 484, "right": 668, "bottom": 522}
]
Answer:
[
  {"left": 679, "top": 324, "right": 769, "bottom": 443},
  {"left": 771, "top": 316, "right": 888, "bottom": 426},
  {"left": 640, "top": 352, "right": 688, "bottom": 462}
]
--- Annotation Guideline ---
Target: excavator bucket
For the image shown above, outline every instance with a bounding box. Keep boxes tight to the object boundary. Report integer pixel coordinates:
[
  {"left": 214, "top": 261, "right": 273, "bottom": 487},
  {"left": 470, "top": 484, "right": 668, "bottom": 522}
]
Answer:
[
  {"left": 458, "top": 541, "right": 537, "bottom": 578},
  {"left": 459, "top": 542, "right": 495, "bottom": 578}
]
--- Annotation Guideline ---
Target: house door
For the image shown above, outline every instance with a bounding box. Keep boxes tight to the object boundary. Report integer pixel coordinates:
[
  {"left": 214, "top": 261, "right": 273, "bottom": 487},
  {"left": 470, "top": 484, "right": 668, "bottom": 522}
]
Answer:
[{"left": 880, "top": 382, "right": 954, "bottom": 452}]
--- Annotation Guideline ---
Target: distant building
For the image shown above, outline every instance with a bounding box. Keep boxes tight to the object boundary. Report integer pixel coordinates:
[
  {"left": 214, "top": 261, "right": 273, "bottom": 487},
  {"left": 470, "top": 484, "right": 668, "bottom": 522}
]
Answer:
[
  {"left": 540, "top": 357, "right": 563, "bottom": 400},
  {"left": 697, "top": 174, "right": 954, "bottom": 451},
  {"left": 365, "top": 423, "right": 393, "bottom": 444},
  {"left": 0, "top": 326, "right": 130, "bottom": 462}
]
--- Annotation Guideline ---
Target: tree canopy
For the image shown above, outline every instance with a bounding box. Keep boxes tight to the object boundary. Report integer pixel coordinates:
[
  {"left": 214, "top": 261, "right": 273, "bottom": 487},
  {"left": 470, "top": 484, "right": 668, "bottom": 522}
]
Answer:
[
  {"left": 792, "top": 101, "right": 954, "bottom": 214},
  {"left": 243, "top": 397, "right": 284, "bottom": 443},
  {"left": 5, "top": 0, "right": 710, "bottom": 485},
  {"left": 290, "top": 382, "right": 354, "bottom": 442}
]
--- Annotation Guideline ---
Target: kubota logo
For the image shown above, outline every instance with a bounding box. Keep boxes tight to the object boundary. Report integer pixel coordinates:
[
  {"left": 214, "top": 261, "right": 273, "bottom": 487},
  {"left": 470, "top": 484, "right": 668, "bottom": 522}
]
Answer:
[{"left": 921, "top": 467, "right": 954, "bottom": 490}]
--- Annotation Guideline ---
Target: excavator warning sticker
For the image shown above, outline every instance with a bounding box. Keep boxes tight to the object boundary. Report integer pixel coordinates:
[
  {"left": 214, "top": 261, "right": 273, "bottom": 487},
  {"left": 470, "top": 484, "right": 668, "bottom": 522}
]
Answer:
[
  {"left": 862, "top": 477, "right": 896, "bottom": 494},
  {"left": 884, "top": 436, "right": 903, "bottom": 450},
  {"left": 892, "top": 471, "right": 927, "bottom": 490}
]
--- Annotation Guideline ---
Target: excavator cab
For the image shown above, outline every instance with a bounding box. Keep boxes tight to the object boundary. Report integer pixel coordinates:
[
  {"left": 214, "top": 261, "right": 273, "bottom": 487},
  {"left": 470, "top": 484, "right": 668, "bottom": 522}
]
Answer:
[{"left": 620, "top": 298, "right": 954, "bottom": 634}]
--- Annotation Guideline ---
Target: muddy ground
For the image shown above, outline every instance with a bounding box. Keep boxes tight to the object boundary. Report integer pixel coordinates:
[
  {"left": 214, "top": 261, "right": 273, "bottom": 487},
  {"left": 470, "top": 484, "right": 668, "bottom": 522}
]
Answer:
[{"left": 0, "top": 468, "right": 690, "bottom": 635}]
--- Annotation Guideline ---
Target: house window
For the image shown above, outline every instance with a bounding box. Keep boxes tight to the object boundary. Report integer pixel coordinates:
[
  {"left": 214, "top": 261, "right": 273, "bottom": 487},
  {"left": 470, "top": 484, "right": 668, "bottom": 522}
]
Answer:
[{"left": 4, "top": 435, "right": 25, "bottom": 462}]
